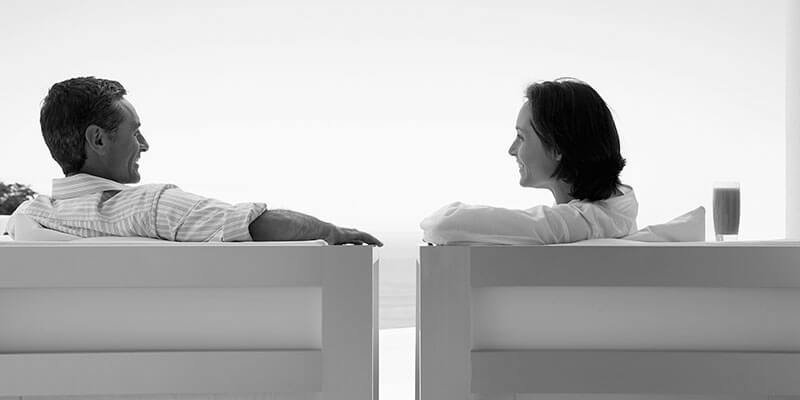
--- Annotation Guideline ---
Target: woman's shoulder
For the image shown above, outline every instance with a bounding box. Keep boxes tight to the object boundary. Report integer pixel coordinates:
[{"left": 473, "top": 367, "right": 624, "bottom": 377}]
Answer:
[
  {"left": 607, "top": 184, "right": 637, "bottom": 209},
  {"left": 608, "top": 184, "right": 634, "bottom": 199},
  {"left": 562, "top": 184, "right": 639, "bottom": 236}
]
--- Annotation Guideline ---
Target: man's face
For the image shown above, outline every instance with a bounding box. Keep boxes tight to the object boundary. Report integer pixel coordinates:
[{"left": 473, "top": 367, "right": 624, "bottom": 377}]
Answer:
[{"left": 104, "top": 98, "right": 148, "bottom": 183}]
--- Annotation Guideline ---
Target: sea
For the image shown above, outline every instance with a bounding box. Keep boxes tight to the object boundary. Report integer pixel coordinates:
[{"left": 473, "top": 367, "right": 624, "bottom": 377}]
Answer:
[{"left": 377, "top": 232, "right": 419, "bottom": 329}]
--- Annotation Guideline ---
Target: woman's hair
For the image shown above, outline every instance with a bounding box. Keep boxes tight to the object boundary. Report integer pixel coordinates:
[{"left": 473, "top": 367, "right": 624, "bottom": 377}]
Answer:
[{"left": 525, "top": 78, "right": 626, "bottom": 201}]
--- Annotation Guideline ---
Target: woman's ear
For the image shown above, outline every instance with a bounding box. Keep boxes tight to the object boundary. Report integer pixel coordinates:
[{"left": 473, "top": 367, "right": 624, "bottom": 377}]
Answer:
[{"left": 84, "top": 125, "right": 106, "bottom": 156}]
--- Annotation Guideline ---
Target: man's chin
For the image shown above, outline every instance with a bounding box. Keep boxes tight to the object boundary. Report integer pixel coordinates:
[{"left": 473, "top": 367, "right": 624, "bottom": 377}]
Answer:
[{"left": 126, "top": 171, "right": 141, "bottom": 184}]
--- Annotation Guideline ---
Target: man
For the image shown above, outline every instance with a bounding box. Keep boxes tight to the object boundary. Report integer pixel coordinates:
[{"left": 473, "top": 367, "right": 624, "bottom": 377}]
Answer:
[{"left": 18, "top": 76, "right": 381, "bottom": 245}]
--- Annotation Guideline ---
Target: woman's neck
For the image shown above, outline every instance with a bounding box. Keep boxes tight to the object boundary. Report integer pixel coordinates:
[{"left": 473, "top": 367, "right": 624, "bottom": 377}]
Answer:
[
  {"left": 550, "top": 181, "right": 575, "bottom": 204},
  {"left": 550, "top": 184, "right": 625, "bottom": 204}
]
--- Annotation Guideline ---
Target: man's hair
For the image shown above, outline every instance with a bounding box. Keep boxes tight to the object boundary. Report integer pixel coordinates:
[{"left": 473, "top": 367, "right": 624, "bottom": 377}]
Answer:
[
  {"left": 525, "top": 78, "right": 626, "bottom": 202},
  {"left": 40, "top": 77, "right": 127, "bottom": 175}
]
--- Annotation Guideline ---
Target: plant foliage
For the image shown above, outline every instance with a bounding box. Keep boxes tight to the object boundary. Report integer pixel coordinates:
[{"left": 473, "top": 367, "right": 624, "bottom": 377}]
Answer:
[{"left": 0, "top": 182, "right": 37, "bottom": 215}]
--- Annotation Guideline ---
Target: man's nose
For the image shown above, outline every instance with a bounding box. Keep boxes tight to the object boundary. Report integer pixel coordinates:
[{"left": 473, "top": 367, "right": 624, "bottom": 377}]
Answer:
[
  {"left": 139, "top": 134, "right": 149, "bottom": 152},
  {"left": 508, "top": 142, "right": 516, "bottom": 156}
]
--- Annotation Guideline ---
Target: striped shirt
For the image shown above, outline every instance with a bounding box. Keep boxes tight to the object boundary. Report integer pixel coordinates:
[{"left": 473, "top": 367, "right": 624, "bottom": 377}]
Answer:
[{"left": 18, "top": 174, "right": 267, "bottom": 242}]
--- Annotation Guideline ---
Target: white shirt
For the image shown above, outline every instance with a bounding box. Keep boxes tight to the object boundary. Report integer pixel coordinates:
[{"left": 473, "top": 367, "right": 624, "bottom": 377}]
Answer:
[
  {"left": 420, "top": 185, "right": 639, "bottom": 245},
  {"left": 17, "top": 173, "right": 267, "bottom": 241}
]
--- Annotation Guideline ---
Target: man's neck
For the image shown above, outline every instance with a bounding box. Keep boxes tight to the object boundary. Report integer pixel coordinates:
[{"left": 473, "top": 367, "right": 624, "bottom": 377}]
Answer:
[{"left": 71, "top": 166, "right": 114, "bottom": 182}]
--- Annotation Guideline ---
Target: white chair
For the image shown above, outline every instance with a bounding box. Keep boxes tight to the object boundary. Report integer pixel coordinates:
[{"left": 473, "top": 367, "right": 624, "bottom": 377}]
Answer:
[
  {"left": 418, "top": 243, "right": 800, "bottom": 400},
  {"left": 0, "top": 242, "right": 379, "bottom": 400}
]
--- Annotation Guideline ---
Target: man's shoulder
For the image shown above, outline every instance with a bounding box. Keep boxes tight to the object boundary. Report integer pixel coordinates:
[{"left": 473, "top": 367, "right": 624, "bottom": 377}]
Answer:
[
  {"left": 132, "top": 182, "right": 180, "bottom": 191},
  {"left": 123, "top": 183, "right": 220, "bottom": 208},
  {"left": 118, "top": 182, "right": 180, "bottom": 197}
]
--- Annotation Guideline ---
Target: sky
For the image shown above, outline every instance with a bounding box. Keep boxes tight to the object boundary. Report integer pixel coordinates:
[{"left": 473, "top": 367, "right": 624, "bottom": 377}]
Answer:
[{"left": 0, "top": 0, "right": 789, "bottom": 252}]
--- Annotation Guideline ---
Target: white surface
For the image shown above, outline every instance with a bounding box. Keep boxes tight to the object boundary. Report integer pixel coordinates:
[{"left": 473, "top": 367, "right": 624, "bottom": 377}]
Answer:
[
  {"left": 0, "top": 287, "right": 321, "bottom": 352},
  {"left": 472, "top": 287, "right": 800, "bottom": 350},
  {"left": 789, "top": 0, "right": 800, "bottom": 238},
  {"left": 559, "top": 238, "right": 799, "bottom": 246},
  {"left": 0, "top": 328, "right": 414, "bottom": 400},
  {"left": 471, "top": 242, "right": 800, "bottom": 350},
  {"left": 379, "top": 327, "right": 415, "bottom": 400},
  {"left": 624, "top": 206, "right": 705, "bottom": 242},
  {"left": 421, "top": 244, "right": 800, "bottom": 398},
  {"left": 5, "top": 212, "right": 82, "bottom": 241},
  {"left": 0, "top": 245, "right": 377, "bottom": 398}
]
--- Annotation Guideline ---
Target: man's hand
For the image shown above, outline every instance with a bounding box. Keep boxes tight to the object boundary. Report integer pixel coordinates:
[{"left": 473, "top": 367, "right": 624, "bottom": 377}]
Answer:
[
  {"left": 325, "top": 226, "right": 383, "bottom": 246},
  {"left": 249, "top": 209, "right": 382, "bottom": 246}
]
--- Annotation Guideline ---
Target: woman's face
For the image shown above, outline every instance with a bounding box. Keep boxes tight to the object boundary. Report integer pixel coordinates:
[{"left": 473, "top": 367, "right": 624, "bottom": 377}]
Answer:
[{"left": 508, "top": 101, "right": 560, "bottom": 188}]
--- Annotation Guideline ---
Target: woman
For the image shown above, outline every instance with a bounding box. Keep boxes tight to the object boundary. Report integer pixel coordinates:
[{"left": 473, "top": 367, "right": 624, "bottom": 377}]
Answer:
[{"left": 420, "top": 78, "right": 638, "bottom": 244}]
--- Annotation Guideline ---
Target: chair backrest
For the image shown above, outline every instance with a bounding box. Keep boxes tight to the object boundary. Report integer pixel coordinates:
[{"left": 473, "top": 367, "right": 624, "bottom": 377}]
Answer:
[
  {"left": 418, "top": 244, "right": 800, "bottom": 399},
  {"left": 0, "top": 243, "right": 378, "bottom": 399}
]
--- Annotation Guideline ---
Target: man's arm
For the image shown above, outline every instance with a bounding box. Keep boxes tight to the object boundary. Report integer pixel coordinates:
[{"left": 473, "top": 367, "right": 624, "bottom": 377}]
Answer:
[{"left": 248, "top": 209, "right": 382, "bottom": 246}]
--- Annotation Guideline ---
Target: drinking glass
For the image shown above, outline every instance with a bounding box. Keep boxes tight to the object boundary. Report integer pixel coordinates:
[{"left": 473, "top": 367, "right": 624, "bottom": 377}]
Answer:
[{"left": 712, "top": 182, "right": 740, "bottom": 241}]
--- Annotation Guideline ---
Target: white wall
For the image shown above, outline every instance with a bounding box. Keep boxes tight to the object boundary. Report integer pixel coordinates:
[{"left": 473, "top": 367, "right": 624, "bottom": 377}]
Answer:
[
  {"left": 788, "top": 0, "right": 800, "bottom": 238},
  {"left": 0, "top": 0, "right": 787, "bottom": 242}
]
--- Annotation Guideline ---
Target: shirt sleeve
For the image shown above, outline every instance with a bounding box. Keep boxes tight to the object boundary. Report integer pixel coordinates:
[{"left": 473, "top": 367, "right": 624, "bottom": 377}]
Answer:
[
  {"left": 419, "top": 201, "right": 591, "bottom": 245},
  {"left": 154, "top": 187, "right": 267, "bottom": 242}
]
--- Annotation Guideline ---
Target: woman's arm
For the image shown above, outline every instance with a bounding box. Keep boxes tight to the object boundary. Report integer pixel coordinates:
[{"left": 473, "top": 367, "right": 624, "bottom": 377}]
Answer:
[{"left": 420, "top": 202, "right": 583, "bottom": 245}]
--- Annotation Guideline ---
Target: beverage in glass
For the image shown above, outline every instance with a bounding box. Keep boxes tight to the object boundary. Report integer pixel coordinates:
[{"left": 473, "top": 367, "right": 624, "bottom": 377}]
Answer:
[{"left": 712, "top": 182, "right": 740, "bottom": 241}]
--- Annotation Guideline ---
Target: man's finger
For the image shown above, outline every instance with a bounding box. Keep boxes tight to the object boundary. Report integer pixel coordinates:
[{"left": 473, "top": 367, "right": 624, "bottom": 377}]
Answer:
[
  {"left": 332, "top": 227, "right": 382, "bottom": 246},
  {"left": 356, "top": 231, "right": 382, "bottom": 246},
  {"left": 344, "top": 231, "right": 382, "bottom": 246}
]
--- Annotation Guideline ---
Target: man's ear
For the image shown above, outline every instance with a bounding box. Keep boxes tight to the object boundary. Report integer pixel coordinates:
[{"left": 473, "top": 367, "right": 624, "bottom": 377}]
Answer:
[{"left": 84, "top": 125, "right": 107, "bottom": 156}]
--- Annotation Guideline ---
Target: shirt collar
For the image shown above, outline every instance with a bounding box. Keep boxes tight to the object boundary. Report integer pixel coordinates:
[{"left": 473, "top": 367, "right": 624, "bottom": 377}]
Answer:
[{"left": 51, "top": 173, "right": 129, "bottom": 200}]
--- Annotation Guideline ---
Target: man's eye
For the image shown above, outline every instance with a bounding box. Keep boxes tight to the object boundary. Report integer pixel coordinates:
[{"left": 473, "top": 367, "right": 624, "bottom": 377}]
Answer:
[{"left": 517, "top": 135, "right": 523, "bottom": 141}]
